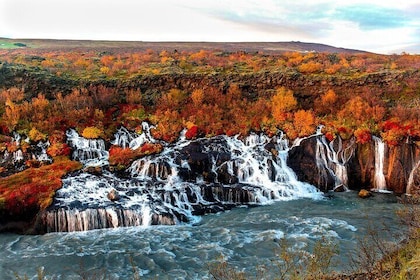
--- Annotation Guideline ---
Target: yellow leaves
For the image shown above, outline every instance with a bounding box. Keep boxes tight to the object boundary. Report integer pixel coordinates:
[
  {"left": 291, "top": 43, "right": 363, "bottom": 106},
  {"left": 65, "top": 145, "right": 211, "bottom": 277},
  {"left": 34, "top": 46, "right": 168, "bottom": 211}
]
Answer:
[
  {"left": 81, "top": 126, "right": 104, "bottom": 139},
  {"left": 100, "top": 66, "right": 110, "bottom": 74},
  {"left": 29, "top": 127, "right": 47, "bottom": 142},
  {"left": 183, "top": 120, "right": 196, "bottom": 130},
  {"left": 4, "top": 98, "right": 20, "bottom": 130}
]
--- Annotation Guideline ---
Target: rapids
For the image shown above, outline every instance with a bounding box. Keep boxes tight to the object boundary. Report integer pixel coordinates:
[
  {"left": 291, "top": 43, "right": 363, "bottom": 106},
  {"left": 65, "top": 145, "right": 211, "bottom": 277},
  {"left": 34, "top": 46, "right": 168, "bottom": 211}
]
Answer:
[{"left": 0, "top": 192, "right": 404, "bottom": 279}]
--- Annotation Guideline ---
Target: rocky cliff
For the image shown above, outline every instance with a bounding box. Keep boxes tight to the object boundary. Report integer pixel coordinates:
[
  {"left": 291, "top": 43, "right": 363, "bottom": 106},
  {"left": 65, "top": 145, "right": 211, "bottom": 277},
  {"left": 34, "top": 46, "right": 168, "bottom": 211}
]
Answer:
[
  {"left": 288, "top": 135, "right": 420, "bottom": 194},
  {"left": 1, "top": 62, "right": 418, "bottom": 107}
]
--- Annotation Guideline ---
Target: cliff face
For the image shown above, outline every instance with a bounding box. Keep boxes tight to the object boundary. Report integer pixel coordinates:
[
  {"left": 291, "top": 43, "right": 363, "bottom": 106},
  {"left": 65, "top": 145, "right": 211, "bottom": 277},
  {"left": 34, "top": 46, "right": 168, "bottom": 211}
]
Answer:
[
  {"left": 288, "top": 136, "right": 420, "bottom": 194},
  {"left": 1, "top": 63, "right": 418, "bottom": 107}
]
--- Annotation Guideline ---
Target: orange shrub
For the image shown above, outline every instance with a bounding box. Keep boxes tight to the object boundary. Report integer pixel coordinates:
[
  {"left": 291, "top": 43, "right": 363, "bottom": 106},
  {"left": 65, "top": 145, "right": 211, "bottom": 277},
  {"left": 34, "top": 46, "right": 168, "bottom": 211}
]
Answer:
[
  {"left": 298, "top": 61, "right": 323, "bottom": 73},
  {"left": 271, "top": 87, "right": 297, "bottom": 124},
  {"left": 47, "top": 142, "right": 71, "bottom": 157},
  {"left": 293, "top": 109, "right": 316, "bottom": 137},
  {"left": 109, "top": 146, "right": 137, "bottom": 168}
]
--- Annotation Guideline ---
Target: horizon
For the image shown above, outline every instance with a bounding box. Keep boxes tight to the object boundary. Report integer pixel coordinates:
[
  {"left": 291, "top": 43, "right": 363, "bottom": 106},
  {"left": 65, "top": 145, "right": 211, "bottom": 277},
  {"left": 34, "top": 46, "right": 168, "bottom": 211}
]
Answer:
[{"left": 1, "top": 0, "right": 420, "bottom": 54}]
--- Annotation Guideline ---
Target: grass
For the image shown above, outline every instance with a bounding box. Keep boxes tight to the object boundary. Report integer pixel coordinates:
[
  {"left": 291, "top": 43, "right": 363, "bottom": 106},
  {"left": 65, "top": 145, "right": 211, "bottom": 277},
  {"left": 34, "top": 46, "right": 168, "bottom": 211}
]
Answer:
[{"left": 0, "top": 40, "right": 28, "bottom": 49}]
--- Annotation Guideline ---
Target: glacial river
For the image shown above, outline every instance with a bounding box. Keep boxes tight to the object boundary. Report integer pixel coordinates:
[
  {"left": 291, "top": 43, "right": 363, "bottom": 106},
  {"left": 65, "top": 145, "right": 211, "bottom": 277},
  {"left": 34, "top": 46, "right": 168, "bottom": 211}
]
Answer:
[{"left": 0, "top": 192, "right": 405, "bottom": 279}]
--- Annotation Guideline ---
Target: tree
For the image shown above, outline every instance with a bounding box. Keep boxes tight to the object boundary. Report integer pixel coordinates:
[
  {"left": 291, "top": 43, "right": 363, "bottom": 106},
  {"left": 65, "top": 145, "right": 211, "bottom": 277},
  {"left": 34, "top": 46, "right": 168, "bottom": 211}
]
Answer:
[
  {"left": 271, "top": 87, "right": 297, "bottom": 124},
  {"left": 315, "top": 89, "right": 338, "bottom": 115},
  {"left": 293, "top": 109, "right": 316, "bottom": 137}
]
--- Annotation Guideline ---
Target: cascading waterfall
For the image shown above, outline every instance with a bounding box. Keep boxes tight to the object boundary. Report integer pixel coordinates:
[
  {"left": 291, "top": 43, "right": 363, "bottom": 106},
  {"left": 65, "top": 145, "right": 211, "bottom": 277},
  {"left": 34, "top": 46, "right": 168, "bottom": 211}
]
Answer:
[
  {"left": 111, "top": 122, "right": 157, "bottom": 150},
  {"left": 1, "top": 133, "right": 51, "bottom": 166},
  {"left": 34, "top": 141, "right": 52, "bottom": 163},
  {"left": 407, "top": 160, "right": 420, "bottom": 195},
  {"left": 43, "top": 124, "right": 322, "bottom": 232},
  {"left": 66, "top": 129, "right": 108, "bottom": 166},
  {"left": 372, "top": 136, "right": 388, "bottom": 192},
  {"left": 315, "top": 136, "right": 355, "bottom": 191}
]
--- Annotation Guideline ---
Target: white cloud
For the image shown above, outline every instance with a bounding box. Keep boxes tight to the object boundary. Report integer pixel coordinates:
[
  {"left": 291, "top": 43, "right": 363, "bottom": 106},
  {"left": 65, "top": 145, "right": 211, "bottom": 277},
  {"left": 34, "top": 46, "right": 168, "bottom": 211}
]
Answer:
[{"left": 0, "top": 0, "right": 419, "bottom": 53}]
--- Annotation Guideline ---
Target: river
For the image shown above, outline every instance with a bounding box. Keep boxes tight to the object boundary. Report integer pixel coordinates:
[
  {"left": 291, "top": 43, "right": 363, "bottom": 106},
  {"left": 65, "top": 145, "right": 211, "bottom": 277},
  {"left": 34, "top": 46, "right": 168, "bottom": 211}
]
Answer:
[{"left": 0, "top": 191, "right": 404, "bottom": 280}]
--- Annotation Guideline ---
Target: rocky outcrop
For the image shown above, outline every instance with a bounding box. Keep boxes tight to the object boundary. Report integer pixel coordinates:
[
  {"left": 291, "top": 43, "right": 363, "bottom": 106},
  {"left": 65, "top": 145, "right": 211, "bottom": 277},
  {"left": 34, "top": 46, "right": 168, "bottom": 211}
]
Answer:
[
  {"left": 288, "top": 136, "right": 420, "bottom": 194},
  {"left": 385, "top": 142, "right": 420, "bottom": 194}
]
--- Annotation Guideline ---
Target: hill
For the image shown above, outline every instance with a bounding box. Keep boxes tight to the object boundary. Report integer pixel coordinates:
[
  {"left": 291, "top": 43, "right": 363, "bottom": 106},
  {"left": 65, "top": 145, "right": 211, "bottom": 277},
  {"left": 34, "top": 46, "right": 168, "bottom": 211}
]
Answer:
[{"left": 0, "top": 38, "right": 366, "bottom": 53}]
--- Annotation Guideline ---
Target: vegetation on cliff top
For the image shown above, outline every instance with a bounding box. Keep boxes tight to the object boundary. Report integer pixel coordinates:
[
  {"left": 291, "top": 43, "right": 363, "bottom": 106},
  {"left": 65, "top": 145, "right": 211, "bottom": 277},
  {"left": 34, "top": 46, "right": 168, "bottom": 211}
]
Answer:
[{"left": 0, "top": 157, "right": 81, "bottom": 221}]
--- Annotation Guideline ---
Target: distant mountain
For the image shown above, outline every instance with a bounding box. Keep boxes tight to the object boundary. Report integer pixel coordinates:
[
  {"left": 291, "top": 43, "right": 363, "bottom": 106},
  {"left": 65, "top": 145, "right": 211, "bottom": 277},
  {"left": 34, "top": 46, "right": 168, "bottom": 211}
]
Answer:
[{"left": 0, "top": 38, "right": 367, "bottom": 53}]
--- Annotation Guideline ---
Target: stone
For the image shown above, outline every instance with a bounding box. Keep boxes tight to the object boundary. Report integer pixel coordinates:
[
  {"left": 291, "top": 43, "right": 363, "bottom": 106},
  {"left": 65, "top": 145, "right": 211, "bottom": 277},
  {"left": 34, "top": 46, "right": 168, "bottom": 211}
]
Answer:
[
  {"left": 107, "top": 189, "right": 120, "bottom": 201},
  {"left": 333, "top": 184, "right": 346, "bottom": 192},
  {"left": 84, "top": 166, "right": 103, "bottom": 176},
  {"left": 358, "top": 189, "right": 372, "bottom": 199}
]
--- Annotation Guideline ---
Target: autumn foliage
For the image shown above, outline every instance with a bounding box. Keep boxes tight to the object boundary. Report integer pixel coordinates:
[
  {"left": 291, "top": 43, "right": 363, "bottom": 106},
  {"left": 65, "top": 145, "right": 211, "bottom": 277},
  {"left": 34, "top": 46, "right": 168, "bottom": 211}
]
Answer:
[
  {"left": 0, "top": 157, "right": 81, "bottom": 218},
  {"left": 109, "top": 143, "right": 163, "bottom": 169}
]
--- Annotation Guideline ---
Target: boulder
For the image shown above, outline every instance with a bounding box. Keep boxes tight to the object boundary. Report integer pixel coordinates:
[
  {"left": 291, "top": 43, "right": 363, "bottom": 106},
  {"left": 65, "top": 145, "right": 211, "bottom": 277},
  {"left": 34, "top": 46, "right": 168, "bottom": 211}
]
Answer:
[
  {"left": 333, "top": 184, "right": 347, "bottom": 192},
  {"left": 107, "top": 189, "right": 120, "bottom": 201},
  {"left": 83, "top": 166, "right": 103, "bottom": 176},
  {"left": 358, "top": 189, "right": 372, "bottom": 199}
]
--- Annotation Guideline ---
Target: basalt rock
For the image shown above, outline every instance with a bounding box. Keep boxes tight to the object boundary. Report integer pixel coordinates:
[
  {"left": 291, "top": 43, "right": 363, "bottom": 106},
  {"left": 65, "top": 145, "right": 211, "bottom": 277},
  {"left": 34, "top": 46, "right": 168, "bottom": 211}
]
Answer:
[
  {"left": 288, "top": 136, "right": 420, "bottom": 194},
  {"left": 288, "top": 136, "right": 334, "bottom": 191},
  {"left": 385, "top": 142, "right": 420, "bottom": 194}
]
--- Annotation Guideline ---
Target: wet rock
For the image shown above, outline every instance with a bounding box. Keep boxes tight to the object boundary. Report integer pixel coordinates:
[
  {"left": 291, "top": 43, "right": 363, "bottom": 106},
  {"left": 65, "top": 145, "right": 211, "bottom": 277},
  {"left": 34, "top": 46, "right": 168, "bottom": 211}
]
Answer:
[
  {"left": 386, "top": 143, "right": 419, "bottom": 195},
  {"left": 358, "top": 189, "right": 372, "bottom": 199},
  {"left": 107, "top": 189, "right": 120, "bottom": 201},
  {"left": 84, "top": 166, "right": 103, "bottom": 176},
  {"left": 287, "top": 136, "right": 336, "bottom": 192},
  {"left": 333, "top": 184, "right": 347, "bottom": 192}
]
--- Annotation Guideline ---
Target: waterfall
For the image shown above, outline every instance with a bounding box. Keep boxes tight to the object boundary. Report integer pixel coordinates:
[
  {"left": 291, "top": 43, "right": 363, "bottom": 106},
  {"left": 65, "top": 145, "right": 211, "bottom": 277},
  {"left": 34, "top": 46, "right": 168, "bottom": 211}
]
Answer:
[
  {"left": 1, "top": 134, "right": 51, "bottom": 167},
  {"left": 44, "top": 128, "right": 323, "bottom": 232},
  {"left": 66, "top": 129, "right": 109, "bottom": 166},
  {"left": 315, "top": 136, "right": 355, "bottom": 191},
  {"left": 34, "top": 141, "right": 52, "bottom": 163},
  {"left": 372, "top": 136, "right": 387, "bottom": 192},
  {"left": 407, "top": 160, "right": 420, "bottom": 195}
]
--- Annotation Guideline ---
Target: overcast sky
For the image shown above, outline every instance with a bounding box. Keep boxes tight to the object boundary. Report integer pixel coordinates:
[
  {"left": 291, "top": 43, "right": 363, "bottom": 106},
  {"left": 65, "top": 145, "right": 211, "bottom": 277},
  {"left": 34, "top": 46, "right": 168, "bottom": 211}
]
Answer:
[{"left": 1, "top": 0, "right": 419, "bottom": 54}]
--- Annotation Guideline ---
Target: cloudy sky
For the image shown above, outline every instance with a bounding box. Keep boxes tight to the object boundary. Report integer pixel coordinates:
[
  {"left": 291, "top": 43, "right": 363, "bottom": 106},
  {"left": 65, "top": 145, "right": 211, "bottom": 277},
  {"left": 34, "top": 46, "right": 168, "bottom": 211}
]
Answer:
[{"left": 1, "top": 0, "right": 419, "bottom": 54}]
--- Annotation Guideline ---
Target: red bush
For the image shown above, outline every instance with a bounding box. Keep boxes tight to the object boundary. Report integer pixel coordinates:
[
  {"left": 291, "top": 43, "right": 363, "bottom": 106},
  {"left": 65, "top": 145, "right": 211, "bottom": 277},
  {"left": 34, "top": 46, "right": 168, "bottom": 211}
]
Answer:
[
  {"left": 354, "top": 128, "right": 372, "bottom": 144},
  {"left": 185, "top": 125, "right": 199, "bottom": 139}
]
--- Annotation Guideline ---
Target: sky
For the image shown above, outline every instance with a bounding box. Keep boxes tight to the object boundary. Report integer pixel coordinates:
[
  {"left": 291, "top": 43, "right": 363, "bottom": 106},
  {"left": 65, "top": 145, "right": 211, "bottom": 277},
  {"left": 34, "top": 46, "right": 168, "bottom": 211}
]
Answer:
[{"left": 0, "top": 0, "right": 420, "bottom": 54}]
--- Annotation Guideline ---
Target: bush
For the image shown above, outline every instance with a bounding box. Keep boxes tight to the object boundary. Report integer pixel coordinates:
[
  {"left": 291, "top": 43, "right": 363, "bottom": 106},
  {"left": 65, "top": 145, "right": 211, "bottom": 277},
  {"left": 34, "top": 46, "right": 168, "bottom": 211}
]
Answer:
[{"left": 81, "top": 126, "right": 104, "bottom": 139}]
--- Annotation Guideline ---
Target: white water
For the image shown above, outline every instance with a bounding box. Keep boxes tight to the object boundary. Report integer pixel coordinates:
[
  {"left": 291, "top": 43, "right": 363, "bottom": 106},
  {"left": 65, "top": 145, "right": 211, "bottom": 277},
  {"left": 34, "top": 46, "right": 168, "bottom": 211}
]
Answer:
[
  {"left": 1, "top": 133, "right": 52, "bottom": 166},
  {"left": 66, "top": 129, "right": 109, "bottom": 166},
  {"left": 372, "top": 136, "right": 388, "bottom": 192},
  {"left": 45, "top": 127, "right": 322, "bottom": 232},
  {"left": 111, "top": 122, "right": 156, "bottom": 150},
  {"left": 1, "top": 192, "right": 404, "bottom": 280},
  {"left": 315, "top": 136, "right": 355, "bottom": 190},
  {"left": 407, "top": 159, "right": 420, "bottom": 195}
]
